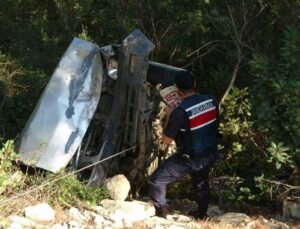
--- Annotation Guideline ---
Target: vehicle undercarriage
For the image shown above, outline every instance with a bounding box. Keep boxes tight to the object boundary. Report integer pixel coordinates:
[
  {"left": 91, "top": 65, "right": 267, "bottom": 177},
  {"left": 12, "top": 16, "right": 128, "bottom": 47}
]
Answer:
[{"left": 17, "top": 30, "right": 185, "bottom": 195}]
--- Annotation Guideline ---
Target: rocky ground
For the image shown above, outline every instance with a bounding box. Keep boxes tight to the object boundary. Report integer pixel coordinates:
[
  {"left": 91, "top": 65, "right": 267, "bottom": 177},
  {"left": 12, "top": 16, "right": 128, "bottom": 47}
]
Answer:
[
  {"left": 1, "top": 198, "right": 298, "bottom": 229},
  {"left": 1, "top": 175, "right": 299, "bottom": 228}
]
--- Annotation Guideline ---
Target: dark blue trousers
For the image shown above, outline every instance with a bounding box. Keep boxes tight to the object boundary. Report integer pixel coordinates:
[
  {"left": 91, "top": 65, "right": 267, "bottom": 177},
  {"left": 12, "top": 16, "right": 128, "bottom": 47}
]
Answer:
[{"left": 149, "top": 152, "right": 218, "bottom": 213}]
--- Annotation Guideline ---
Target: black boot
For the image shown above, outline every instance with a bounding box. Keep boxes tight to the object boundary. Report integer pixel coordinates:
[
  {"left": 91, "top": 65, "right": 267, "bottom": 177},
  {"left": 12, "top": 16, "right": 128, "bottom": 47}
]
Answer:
[
  {"left": 188, "top": 210, "right": 209, "bottom": 220},
  {"left": 154, "top": 206, "right": 167, "bottom": 218}
]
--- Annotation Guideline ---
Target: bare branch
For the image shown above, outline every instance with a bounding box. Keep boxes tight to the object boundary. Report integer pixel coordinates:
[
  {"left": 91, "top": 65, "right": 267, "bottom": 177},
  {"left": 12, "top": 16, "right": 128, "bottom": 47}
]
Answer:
[
  {"left": 262, "top": 179, "right": 300, "bottom": 190},
  {"left": 147, "top": 0, "right": 159, "bottom": 45},
  {"left": 181, "top": 44, "right": 218, "bottom": 69},
  {"left": 137, "top": 19, "right": 147, "bottom": 35},
  {"left": 8, "top": 70, "right": 21, "bottom": 79},
  {"left": 169, "top": 46, "right": 178, "bottom": 61},
  {"left": 219, "top": 54, "right": 242, "bottom": 109},
  {"left": 226, "top": 0, "right": 241, "bottom": 48},
  {"left": 240, "top": 3, "right": 268, "bottom": 41},
  {"left": 161, "top": 23, "right": 174, "bottom": 40},
  {"left": 186, "top": 40, "right": 220, "bottom": 57}
]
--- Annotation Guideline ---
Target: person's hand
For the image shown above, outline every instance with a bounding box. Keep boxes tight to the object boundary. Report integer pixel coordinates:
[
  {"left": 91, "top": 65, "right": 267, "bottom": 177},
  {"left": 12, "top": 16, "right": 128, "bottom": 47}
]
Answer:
[{"left": 164, "top": 105, "right": 173, "bottom": 117}]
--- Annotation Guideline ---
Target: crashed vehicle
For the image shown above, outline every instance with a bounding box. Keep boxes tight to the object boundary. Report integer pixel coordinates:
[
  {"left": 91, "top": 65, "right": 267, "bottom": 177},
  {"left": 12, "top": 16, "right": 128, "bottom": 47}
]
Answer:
[{"left": 16, "top": 30, "right": 186, "bottom": 193}]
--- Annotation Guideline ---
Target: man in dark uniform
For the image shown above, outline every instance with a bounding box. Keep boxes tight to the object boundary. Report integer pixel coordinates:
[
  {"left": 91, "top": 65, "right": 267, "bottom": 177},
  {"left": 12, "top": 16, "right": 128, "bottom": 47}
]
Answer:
[{"left": 149, "top": 70, "right": 219, "bottom": 219}]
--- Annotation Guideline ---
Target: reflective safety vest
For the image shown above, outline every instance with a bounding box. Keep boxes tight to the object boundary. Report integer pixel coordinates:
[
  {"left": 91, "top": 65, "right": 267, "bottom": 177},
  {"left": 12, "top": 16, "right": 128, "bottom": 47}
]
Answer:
[{"left": 178, "top": 94, "right": 218, "bottom": 157}]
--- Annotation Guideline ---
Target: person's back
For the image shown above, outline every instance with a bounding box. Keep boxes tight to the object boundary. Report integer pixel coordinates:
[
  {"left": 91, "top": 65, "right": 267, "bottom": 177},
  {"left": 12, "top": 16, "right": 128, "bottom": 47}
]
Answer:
[{"left": 178, "top": 94, "right": 218, "bottom": 159}]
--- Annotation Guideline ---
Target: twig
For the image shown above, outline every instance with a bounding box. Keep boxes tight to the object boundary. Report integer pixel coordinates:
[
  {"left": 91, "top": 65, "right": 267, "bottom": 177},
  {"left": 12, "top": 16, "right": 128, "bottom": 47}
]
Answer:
[
  {"left": 261, "top": 179, "right": 300, "bottom": 199},
  {"left": 169, "top": 46, "right": 178, "bottom": 61},
  {"left": 181, "top": 44, "right": 218, "bottom": 69},
  {"left": 226, "top": 1, "right": 241, "bottom": 47},
  {"left": 148, "top": 0, "right": 159, "bottom": 46},
  {"left": 219, "top": 55, "right": 242, "bottom": 109},
  {"left": 161, "top": 23, "right": 174, "bottom": 40},
  {"left": 262, "top": 179, "right": 300, "bottom": 190},
  {"left": 186, "top": 40, "right": 220, "bottom": 57}
]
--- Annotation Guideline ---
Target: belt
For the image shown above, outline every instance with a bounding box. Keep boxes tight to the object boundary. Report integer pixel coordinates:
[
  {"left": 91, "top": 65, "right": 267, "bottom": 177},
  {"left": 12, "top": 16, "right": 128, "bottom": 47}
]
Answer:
[{"left": 179, "top": 146, "right": 217, "bottom": 161}]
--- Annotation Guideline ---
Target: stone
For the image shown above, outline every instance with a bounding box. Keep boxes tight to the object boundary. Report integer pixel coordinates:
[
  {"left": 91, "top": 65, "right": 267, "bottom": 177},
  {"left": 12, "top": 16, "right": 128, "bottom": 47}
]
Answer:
[
  {"left": 83, "top": 210, "right": 92, "bottom": 219},
  {"left": 142, "top": 216, "right": 187, "bottom": 228},
  {"left": 244, "top": 221, "right": 257, "bottom": 229},
  {"left": 216, "top": 212, "right": 251, "bottom": 226},
  {"left": 208, "top": 205, "right": 223, "bottom": 217},
  {"left": 132, "top": 220, "right": 147, "bottom": 229},
  {"left": 283, "top": 199, "right": 300, "bottom": 219},
  {"left": 153, "top": 225, "right": 165, "bottom": 229},
  {"left": 24, "top": 203, "right": 55, "bottom": 224},
  {"left": 92, "top": 205, "right": 103, "bottom": 212},
  {"left": 68, "top": 220, "right": 81, "bottom": 227},
  {"left": 94, "top": 214, "right": 105, "bottom": 225},
  {"left": 8, "top": 215, "right": 35, "bottom": 228},
  {"left": 105, "top": 174, "right": 131, "bottom": 202},
  {"left": 185, "top": 222, "right": 202, "bottom": 229},
  {"left": 134, "top": 200, "right": 156, "bottom": 217},
  {"left": 102, "top": 221, "right": 113, "bottom": 229},
  {"left": 68, "top": 207, "right": 85, "bottom": 223},
  {"left": 100, "top": 199, "right": 156, "bottom": 227},
  {"left": 111, "top": 218, "right": 124, "bottom": 228},
  {"left": 167, "top": 226, "right": 185, "bottom": 229},
  {"left": 51, "top": 223, "right": 68, "bottom": 229},
  {"left": 4, "top": 198, "right": 297, "bottom": 228},
  {"left": 167, "top": 214, "right": 190, "bottom": 223},
  {"left": 168, "top": 198, "right": 197, "bottom": 215},
  {"left": 8, "top": 222, "right": 23, "bottom": 229}
]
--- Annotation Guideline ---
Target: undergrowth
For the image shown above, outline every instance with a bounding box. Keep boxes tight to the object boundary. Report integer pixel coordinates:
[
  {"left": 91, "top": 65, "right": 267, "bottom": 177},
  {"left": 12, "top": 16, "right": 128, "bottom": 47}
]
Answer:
[{"left": 0, "top": 140, "right": 109, "bottom": 216}]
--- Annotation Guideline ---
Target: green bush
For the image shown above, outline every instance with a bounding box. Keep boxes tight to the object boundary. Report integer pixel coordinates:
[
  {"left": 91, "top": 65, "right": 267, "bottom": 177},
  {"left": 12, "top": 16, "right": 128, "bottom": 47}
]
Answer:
[
  {"left": 250, "top": 25, "right": 300, "bottom": 182},
  {"left": 0, "top": 140, "right": 22, "bottom": 196},
  {"left": 0, "top": 140, "right": 109, "bottom": 213},
  {"left": 213, "top": 87, "right": 261, "bottom": 203},
  {"left": 48, "top": 171, "right": 109, "bottom": 207},
  {"left": 213, "top": 25, "right": 300, "bottom": 203}
]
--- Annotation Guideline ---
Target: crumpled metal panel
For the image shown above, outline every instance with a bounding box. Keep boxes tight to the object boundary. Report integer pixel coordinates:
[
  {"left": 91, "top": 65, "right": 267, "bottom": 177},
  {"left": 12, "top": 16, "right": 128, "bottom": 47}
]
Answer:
[
  {"left": 82, "top": 29, "right": 155, "bottom": 186},
  {"left": 17, "top": 38, "right": 103, "bottom": 172}
]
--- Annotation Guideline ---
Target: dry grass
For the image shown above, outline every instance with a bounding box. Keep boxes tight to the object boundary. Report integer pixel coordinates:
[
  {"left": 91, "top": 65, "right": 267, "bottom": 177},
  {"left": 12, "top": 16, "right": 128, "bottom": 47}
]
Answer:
[
  {"left": 2, "top": 183, "right": 50, "bottom": 215},
  {"left": 0, "top": 169, "right": 109, "bottom": 217}
]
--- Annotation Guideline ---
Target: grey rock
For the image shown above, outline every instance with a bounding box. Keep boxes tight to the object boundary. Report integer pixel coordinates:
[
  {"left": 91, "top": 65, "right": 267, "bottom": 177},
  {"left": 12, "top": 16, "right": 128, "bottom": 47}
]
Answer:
[
  {"left": 92, "top": 205, "right": 103, "bottom": 212},
  {"left": 100, "top": 199, "right": 155, "bottom": 223},
  {"left": 105, "top": 174, "right": 130, "bottom": 202},
  {"left": 167, "top": 214, "right": 190, "bottom": 223},
  {"left": 68, "top": 220, "right": 81, "bottom": 227},
  {"left": 8, "top": 215, "right": 35, "bottom": 228},
  {"left": 8, "top": 222, "right": 23, "bottom": 229},
  {"left": 93, "top": 214, "right": 105, "bottom": 225},
  {"left": 24, "top": 203, "right": 55, "bottom": 225},
  {"left": 208, "top": 205, "right": 223, "bottom": 217},
  {"left": 283, "top": 199, "right": 300, "bottom": 219},
  {"left": 4, "top": 198, "right": 295, "bottom": 229},
  {"left": 216, "top": 212, "right": 251, "bottom": 226},
  {"left": 51, "top": 223, "right": 68, "bottom": 229},
  {"left": 68, "top": 207, "right": 85, "bottom": 223}
]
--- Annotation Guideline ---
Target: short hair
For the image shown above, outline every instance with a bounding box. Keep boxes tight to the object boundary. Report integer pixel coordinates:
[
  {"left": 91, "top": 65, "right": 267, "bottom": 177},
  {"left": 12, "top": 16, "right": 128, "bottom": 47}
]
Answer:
[{"left": 174, "top": 71, "right": 194, "bottom": 91}]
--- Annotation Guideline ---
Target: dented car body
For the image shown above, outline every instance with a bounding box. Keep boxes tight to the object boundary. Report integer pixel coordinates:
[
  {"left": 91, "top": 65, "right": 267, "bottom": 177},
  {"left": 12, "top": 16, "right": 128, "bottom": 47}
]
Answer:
[
  {"left": 17, "top": 30, "right": 185, "bottom": 188},
  {"left": 17, "top": 38, "right": 103, "bottom": 172}
]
